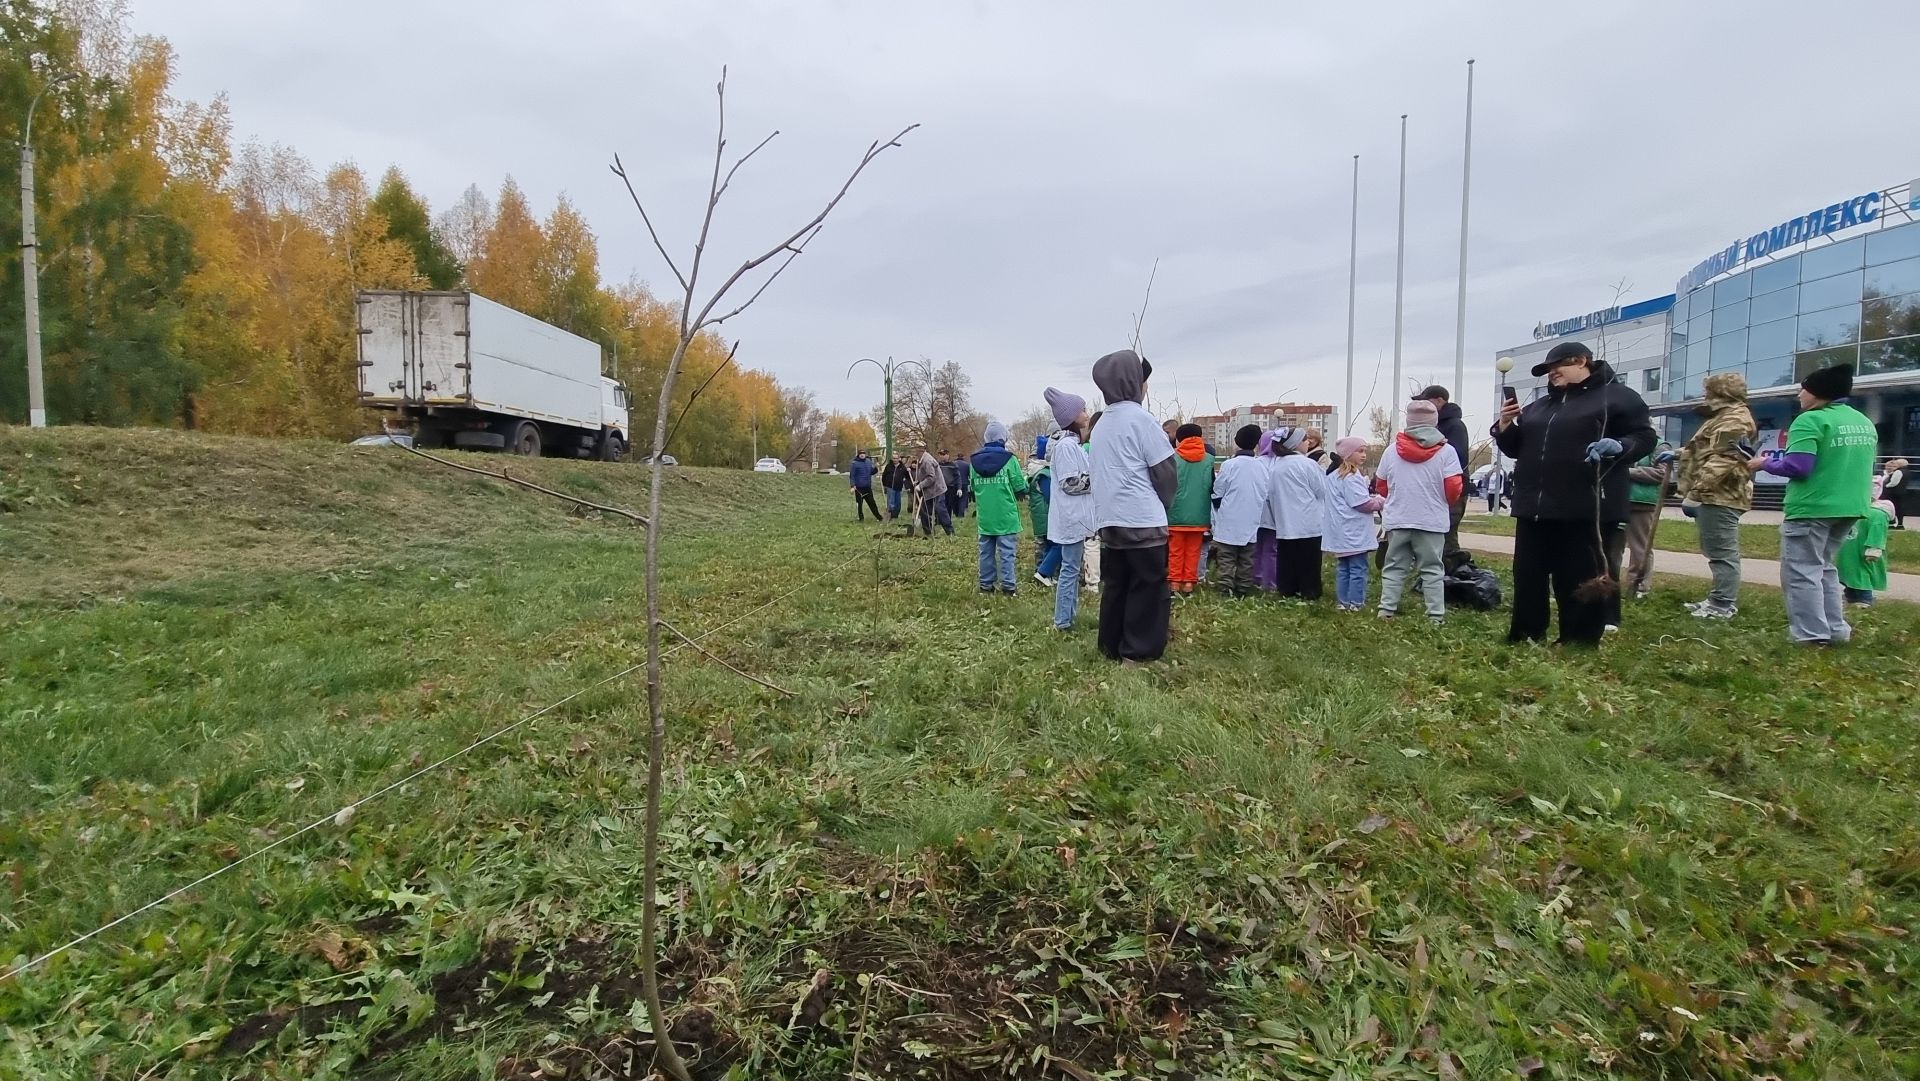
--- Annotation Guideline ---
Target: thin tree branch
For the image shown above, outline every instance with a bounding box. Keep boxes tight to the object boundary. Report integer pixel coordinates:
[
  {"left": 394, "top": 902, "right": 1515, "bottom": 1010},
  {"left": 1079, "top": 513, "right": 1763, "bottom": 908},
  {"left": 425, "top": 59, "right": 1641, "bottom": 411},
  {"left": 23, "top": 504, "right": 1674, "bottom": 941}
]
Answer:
[
  {"left": 661, "top": 339, "right": 742, "bottom": 453},
  {"left": 688, "top": 124, "right": 919, "bottom": 333},
  {"left": 681, "top": 66, "right": 732, "bottom": 338},
  {"left": 716, "top": 129, "right": 779, "bottom": 203},
  {"left": 659, "top": 619, "right": 794, "bottom": 697},
  {"left": 400, "top": 444, "right": 648, "bottom": 524},
  {"left": 1129, "top": 257, "right": 1160, "bottom": 355},
  {"left": 699, "top": 225, "right": 822, "bottom": 330},
  {"left": 609, "top": 155, "right": 689, "bottom": 295}
]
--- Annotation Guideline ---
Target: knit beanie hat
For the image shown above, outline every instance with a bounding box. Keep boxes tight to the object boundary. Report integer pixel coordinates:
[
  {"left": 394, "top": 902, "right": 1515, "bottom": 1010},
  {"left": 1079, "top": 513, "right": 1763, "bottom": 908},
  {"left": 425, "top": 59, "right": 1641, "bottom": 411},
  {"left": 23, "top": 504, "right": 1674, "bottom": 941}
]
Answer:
[
  {"left": 1044, "top": 387, "right": 1086, "bottom": 430},
  {"left": 983, "top": 420, "right": 1010, "bottom": 444},
  {"left": 1334, "top": 436, "right": 1367, "bottom": 459},
  {"left": 1405, "top": 399, "right": 1440, "bottom": 428},
  {"left": 1801, "top": 363, "right": 1854, "bottom": 402},
  {"left": 1273, "top": 426, "right": 1305, "bottom": 453},
  {"left": 1234, "top": 424, "right": 1260, "bottom": 451}
]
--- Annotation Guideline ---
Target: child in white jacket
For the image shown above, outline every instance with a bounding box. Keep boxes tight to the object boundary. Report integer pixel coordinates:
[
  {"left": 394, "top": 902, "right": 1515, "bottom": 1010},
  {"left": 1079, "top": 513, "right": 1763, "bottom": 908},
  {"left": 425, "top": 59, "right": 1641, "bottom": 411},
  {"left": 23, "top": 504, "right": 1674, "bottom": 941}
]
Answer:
[{"left": 1323, "top": 437, "right": 1385, "bottom": 611}]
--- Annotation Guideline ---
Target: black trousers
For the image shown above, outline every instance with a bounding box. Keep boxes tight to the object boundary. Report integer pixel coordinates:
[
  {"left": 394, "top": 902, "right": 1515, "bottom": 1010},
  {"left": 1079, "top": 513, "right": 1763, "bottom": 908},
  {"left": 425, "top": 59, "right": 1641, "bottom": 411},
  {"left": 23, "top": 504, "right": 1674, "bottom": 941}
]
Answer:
[
  {"left": 1601, "top": 518, "right": 1629, "bottom": 626},
  {"left": 1274, "top": 536, "right": 1324, "bottom": 599},
  {"left": 853, "top": 486, "right": 882, "bottom": 521},
  {"left": 1098, "top": 544, "right": 1170, "bottom": 662},
  {"left": 1508, "top": 517, "right": 1613, "bottom": 645}
]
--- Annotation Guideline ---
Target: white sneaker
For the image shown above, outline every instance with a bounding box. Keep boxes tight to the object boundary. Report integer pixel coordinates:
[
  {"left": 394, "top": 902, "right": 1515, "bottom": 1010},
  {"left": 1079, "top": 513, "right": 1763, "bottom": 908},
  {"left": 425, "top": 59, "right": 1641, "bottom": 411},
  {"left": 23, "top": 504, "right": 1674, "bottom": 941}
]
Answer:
[
  {"left": 1604, "top": 624, "right": 1620, "bottom": 635},
  {"left": 1691, "top": 603, "right": 1736, "bottom": 620},
  {"left": 1034, "top": 573, "right": 1055, "bottom": 587}
]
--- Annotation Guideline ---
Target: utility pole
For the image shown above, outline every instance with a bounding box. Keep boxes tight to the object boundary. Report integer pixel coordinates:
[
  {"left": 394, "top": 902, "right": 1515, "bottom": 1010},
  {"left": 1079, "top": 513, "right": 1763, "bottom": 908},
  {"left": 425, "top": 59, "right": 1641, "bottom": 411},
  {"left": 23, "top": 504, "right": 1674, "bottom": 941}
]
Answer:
[
  {"left": 1344, "top": 154, "right": 1359, "bottom": 438},
  {"left": 1390, "top": 113, "right": 1408, "bottom": 436},
  {"left": 1453, "top": 59, "right": 1475, "bottom": 400},
  {"left": 20, "top": 72, "right": 72, "bottom": 428},
  {"left": 846, "top": 355, "right": 929, "bottom": 464}
]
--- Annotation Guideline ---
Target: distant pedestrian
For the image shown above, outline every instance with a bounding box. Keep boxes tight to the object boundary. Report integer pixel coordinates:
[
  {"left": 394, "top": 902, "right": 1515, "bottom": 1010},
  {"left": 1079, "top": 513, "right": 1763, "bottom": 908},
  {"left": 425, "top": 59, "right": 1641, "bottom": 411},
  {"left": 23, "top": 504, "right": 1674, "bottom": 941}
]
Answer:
[
  {"left": 1415, "top": 386, "right": 1472, "bottom": 559},
  {"left": 941, "top": 451, "right": 966, "bottom": 520},
  {"left": 1620, "top": 443, "right": 1671, "bottom": 599},
  {"left": 1324, "top": 436, "right": 1384, "bottom": 612},
  {"left": 1751, "top": 363, "right": 1877, "bottom": 646},
  {"left": 911, "top": 441, "right": 952, "bottom": 538},
  {"left": 969, "top": 421, "right": 1028, "bottom": 595},
  {"left": 1491, "top": 341, "right": 1656, "bottom": 646},
  {"left": 1302, "top": 428, "right": 1333, "bottom": 473},
  {"left": 848, "top": 449, "right": 882, "bottom": 522},
  {"left": 1043, "top": 388, "right": 1096, "bottom": 629},
  {"left": 1091, "top": 350, "right": 1175, "bottom": 664},
  {"left": 1483, "top": 468, "right": 1505, "bottom": 513},
  {"left": 1838, "top": 500, "right": 1895, "bottom": 606},
  {"left": 1210, "top": 425, "right": 1265, "bottom": 597},
  {"left": 1881, "top": 458, "right": 1912, "bottom": 529},
  {"left": 882, "top": 454, "right": 908, "bottom": 520},
  {"left": 1167, "top": 423, "right": 1215, "bottom": 594},
  {"left": 1266, "top": 426, "right": 1326, "bottom": 600},
  {"left": 1376, "top": 399, "right": 1463, "bottom": 622},
  {"left": 1677, "top": 373, "right": 1758, "bottom": 620}
]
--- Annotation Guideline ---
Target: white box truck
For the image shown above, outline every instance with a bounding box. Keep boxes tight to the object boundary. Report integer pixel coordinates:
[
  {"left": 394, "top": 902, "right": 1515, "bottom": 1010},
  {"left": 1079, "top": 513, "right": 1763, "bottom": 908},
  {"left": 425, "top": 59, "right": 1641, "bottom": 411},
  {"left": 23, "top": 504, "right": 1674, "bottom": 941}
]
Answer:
[{"left": 356, "top": 290, "right": 632, "bottom": 460}]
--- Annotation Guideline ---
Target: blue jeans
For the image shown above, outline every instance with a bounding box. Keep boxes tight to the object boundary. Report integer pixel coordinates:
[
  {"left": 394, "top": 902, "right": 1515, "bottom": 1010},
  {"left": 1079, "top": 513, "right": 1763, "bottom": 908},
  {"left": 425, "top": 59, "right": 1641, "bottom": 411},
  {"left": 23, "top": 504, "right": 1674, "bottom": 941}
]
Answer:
[
  {"left": 886, "top": 487, "right": 902, "bottom": 517},
  {"left": 978, "top": 533, "right": 1018, "bottom": 592},
  {"left": 1335, "top": 552, "right": 1370, "bottom": 607},
  {"left": 1053, "top": 539, "right": 1085, "bottom": 628},
  {"left": 1195, "top": 537, "right": 1210, "bottom": 582},
  {"left": 1036, "top": 539, "right": 1062, "bottom": 579}
]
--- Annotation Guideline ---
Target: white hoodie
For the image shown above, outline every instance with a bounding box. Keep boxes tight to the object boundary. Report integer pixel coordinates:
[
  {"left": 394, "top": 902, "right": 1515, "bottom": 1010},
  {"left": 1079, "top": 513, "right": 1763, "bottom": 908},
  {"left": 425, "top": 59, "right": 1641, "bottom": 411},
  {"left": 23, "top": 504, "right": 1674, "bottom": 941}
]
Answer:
[{"left": 1267, "top": 453, "right": 1327, "bottom": 539}]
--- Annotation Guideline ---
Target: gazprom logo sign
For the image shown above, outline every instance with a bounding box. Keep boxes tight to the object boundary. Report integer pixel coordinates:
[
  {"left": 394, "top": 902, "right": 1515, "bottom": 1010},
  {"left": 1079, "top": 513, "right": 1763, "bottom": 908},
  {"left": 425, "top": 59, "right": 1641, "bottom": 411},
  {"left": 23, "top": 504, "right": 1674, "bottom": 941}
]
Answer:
[
  {"left": 1677, "top": 189, "right": 1883, "bottom": 295},
  {"left": 1533, "top": 306, "right": 1617, "bottom": 341}
]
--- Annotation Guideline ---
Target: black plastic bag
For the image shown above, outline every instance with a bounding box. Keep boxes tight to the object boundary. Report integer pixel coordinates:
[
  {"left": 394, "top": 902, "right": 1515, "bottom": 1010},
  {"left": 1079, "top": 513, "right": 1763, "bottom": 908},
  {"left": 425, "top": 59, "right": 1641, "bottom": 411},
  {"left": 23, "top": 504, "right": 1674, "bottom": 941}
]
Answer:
[{"left": 1443, "top": 560, "right": 1503, "bottom": 610}]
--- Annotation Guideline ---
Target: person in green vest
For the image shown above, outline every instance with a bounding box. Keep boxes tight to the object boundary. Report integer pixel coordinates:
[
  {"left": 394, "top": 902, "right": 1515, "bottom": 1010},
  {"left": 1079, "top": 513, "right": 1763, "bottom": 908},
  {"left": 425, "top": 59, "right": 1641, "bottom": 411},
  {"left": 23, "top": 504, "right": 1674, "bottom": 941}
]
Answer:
[
  {"left": 1166, "top": 422, "right": 1215, "bottom": 594},
  {"left": 1837, "top": 500, "right": 1895, "bottom": 605},
  {"left": 969, "top": 420, "right": 1029, "bottom": 596},
  {"left": 1620, "top": 443, "right": 1672, "bottom": 600},
  {"left": 1749, "top": 364, "right": 1877, "bottom": 645}
]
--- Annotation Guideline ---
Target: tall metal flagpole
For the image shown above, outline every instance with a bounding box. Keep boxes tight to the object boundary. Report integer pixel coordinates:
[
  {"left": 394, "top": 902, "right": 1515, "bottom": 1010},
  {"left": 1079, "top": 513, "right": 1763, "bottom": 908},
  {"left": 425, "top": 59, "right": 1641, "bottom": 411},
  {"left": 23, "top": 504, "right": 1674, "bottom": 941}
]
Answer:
[
  {"left": 1344, "top": 155, "right": 1359, "bottom": 438},
  {"left": 1390, "top": 114, "right": 1407, "bottom": 436},
  {"left": 1453, "top": 59, "right": 1475, "bottom": 401}
]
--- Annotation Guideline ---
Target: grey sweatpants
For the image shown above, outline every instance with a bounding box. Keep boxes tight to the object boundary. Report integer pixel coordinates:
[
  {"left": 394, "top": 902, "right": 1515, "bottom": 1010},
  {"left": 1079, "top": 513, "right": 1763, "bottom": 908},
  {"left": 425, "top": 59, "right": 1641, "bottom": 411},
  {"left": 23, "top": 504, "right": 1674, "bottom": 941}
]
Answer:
[
  {"left": 1694, "top": 504, "right": 1743, "bottom": 608},
  {"left": 1779, "top": 517, "right": 1855, "bottom": 644},
  {"left": 1379, "top": 528, "right": 1446, "bottom": 618}
]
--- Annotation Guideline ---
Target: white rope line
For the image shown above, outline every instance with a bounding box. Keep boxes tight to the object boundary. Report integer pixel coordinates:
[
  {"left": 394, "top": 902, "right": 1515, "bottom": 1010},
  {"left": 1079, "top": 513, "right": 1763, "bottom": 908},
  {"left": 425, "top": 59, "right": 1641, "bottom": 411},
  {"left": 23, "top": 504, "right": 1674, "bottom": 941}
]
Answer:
[{"left": 0, "top": 544, "right": 877, "bottom": 984}]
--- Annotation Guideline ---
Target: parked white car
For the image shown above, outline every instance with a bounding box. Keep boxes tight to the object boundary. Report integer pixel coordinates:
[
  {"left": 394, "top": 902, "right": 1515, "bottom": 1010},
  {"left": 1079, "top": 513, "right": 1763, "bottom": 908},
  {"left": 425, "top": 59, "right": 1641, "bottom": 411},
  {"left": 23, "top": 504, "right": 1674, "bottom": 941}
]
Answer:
[{"left": 754, "top": 458, "right": 788, "bottom": 474}]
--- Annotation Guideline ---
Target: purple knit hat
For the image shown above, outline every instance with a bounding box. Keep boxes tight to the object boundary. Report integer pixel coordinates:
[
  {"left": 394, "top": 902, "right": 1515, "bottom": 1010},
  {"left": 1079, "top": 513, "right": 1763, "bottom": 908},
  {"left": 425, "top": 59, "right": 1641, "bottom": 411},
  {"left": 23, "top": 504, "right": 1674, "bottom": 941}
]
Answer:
[{"left": 1044, "top": 387, "right": 1086, "bottom": 430}]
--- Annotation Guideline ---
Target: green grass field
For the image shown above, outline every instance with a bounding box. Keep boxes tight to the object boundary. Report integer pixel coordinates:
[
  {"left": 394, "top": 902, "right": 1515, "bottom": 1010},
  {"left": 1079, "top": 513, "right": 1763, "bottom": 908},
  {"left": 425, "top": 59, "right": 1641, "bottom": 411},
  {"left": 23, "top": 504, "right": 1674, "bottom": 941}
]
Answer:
[
  {"left": 3, "top": 428, "right": 1918, "bottom": 1081},
  {"left": 1461, "top": 510, "right": 1920, "bottom": 575}
]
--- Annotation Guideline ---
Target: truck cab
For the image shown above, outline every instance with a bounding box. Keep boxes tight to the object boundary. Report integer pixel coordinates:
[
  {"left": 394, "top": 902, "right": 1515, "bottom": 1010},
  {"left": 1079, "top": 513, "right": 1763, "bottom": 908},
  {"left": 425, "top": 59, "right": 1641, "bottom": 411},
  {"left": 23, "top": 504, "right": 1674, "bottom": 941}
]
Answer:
[{"left": 599, "top": 378, "right": 632, "bottom": 461}]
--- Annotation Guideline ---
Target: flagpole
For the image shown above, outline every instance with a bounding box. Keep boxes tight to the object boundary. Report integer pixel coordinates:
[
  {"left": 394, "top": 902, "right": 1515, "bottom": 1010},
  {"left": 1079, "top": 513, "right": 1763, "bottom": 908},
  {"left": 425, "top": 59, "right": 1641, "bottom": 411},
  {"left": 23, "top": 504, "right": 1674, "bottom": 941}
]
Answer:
[
  {"left": 1344, "top": 154, "right": 1359, "bottom": 438},
  {"left": 1391, "top": 114, "right": 1407, "bottom": 436},
  {"left": 1453, "top": 59, "right": 1475, "bottom": 400}
]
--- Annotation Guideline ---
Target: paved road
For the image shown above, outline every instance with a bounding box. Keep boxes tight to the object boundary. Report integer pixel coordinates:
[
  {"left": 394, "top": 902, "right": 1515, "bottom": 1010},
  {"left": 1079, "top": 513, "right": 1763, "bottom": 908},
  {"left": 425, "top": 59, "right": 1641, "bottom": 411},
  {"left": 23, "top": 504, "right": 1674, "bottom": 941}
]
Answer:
[{"left": 1456, "top": 531, "right": 1920, "bottom": 603}]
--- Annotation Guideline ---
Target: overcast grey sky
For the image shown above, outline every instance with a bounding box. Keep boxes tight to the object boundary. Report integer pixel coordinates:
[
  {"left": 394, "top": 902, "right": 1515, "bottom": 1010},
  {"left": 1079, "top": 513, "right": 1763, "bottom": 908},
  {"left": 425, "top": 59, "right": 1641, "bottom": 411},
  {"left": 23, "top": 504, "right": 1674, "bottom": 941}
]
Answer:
[{"left": 134, "top": 0, "right": 1918, "bottom": 436}]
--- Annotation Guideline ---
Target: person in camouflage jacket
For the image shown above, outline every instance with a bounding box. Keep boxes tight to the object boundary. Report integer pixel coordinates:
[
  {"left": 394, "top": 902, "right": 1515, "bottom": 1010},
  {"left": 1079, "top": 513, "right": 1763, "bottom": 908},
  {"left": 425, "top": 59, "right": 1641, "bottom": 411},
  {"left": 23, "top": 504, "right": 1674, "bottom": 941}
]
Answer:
[{"left": 1677, "top": 372, "right": 1758, "bottom": 616}]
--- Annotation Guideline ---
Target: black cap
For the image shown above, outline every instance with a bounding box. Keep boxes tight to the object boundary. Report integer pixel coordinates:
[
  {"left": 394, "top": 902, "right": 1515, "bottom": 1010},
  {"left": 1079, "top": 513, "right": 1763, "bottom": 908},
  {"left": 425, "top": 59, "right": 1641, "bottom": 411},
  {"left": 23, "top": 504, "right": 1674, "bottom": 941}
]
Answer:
[
  {"left": 1532, "top": 341, "right": 1594, "bottom": 377},
  {"left": 1414, "top": 385, "right": 1451, "bottom": 402},
  {"left": 1801, "top": 363, "right": 1854, "bottom": 402},
  {"left": 1234, "top": 424, "right": 1260, "bottom": 451}
]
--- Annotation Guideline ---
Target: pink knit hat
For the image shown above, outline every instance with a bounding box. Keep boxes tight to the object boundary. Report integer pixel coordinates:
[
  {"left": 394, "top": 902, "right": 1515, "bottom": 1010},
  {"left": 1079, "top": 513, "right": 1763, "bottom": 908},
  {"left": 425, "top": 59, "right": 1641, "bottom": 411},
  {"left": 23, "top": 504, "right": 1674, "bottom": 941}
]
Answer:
[{"left": 1334, "top": 436, "right": 1367, "bottom": 459}]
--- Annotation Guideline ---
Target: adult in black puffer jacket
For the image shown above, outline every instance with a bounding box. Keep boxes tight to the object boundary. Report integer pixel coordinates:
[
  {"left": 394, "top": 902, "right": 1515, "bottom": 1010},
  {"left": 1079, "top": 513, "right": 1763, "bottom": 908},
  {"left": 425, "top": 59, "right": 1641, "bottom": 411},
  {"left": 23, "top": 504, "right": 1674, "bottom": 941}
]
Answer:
[{"left": 1491, "top": 342, "right": 1656, "bottom": 645}]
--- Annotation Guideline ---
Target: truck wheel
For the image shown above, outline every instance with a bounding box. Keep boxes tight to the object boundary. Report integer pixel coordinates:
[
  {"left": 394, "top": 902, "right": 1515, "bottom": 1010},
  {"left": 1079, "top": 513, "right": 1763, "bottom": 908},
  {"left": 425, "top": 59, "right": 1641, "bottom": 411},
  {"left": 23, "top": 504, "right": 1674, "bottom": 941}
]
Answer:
[
  {"left": 599, "top": 432, "right": 626, "bottom": 462},
  {"left": 509, "top": 421, "right": 542, "bottom": 457}
]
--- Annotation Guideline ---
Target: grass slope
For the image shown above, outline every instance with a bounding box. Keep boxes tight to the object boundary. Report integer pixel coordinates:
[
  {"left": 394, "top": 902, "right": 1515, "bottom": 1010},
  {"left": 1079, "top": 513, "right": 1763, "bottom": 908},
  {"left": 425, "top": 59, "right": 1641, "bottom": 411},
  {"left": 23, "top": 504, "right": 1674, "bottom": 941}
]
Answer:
[{"left": 2, "top": 428, "right": 1918, "bottom": 1081}]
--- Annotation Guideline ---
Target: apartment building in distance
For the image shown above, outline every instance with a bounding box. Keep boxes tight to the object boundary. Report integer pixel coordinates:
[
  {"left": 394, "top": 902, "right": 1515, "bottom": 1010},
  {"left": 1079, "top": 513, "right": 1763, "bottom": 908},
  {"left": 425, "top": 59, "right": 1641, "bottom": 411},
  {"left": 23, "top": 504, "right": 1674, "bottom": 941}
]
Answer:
[{"left": 1188, "top": 401, "right": 1339, "bottom": 451}]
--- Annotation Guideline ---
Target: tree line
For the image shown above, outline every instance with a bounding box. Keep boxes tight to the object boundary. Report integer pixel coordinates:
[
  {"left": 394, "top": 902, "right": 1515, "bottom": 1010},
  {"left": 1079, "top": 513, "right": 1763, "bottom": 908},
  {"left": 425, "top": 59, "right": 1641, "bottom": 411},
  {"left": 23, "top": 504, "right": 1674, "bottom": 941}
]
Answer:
[{"left": 0, "top": 0, "right": 875, "bottom": 468}]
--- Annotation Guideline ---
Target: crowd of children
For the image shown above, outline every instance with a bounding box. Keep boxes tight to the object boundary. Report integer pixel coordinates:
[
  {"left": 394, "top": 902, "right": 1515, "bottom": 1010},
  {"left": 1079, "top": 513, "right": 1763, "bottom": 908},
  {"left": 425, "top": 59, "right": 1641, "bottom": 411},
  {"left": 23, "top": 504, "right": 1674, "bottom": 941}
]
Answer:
[{"left": 985, "top": 375, "right": 1468, "bottom": 661}]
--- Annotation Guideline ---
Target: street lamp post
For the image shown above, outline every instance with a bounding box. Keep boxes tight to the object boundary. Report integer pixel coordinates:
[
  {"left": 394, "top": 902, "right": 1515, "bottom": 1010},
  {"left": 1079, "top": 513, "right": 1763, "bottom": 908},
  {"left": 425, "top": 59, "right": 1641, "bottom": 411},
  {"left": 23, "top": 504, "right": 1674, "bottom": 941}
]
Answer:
[
  {"left": 1494, "top": 355, "right": 1515, "bottom": 466},
  {"left": 846, "top": 355, "right": 930, "bottom": 465},
  {"left": 20, "top": 71, "right": 73, "bottom": 429}
]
